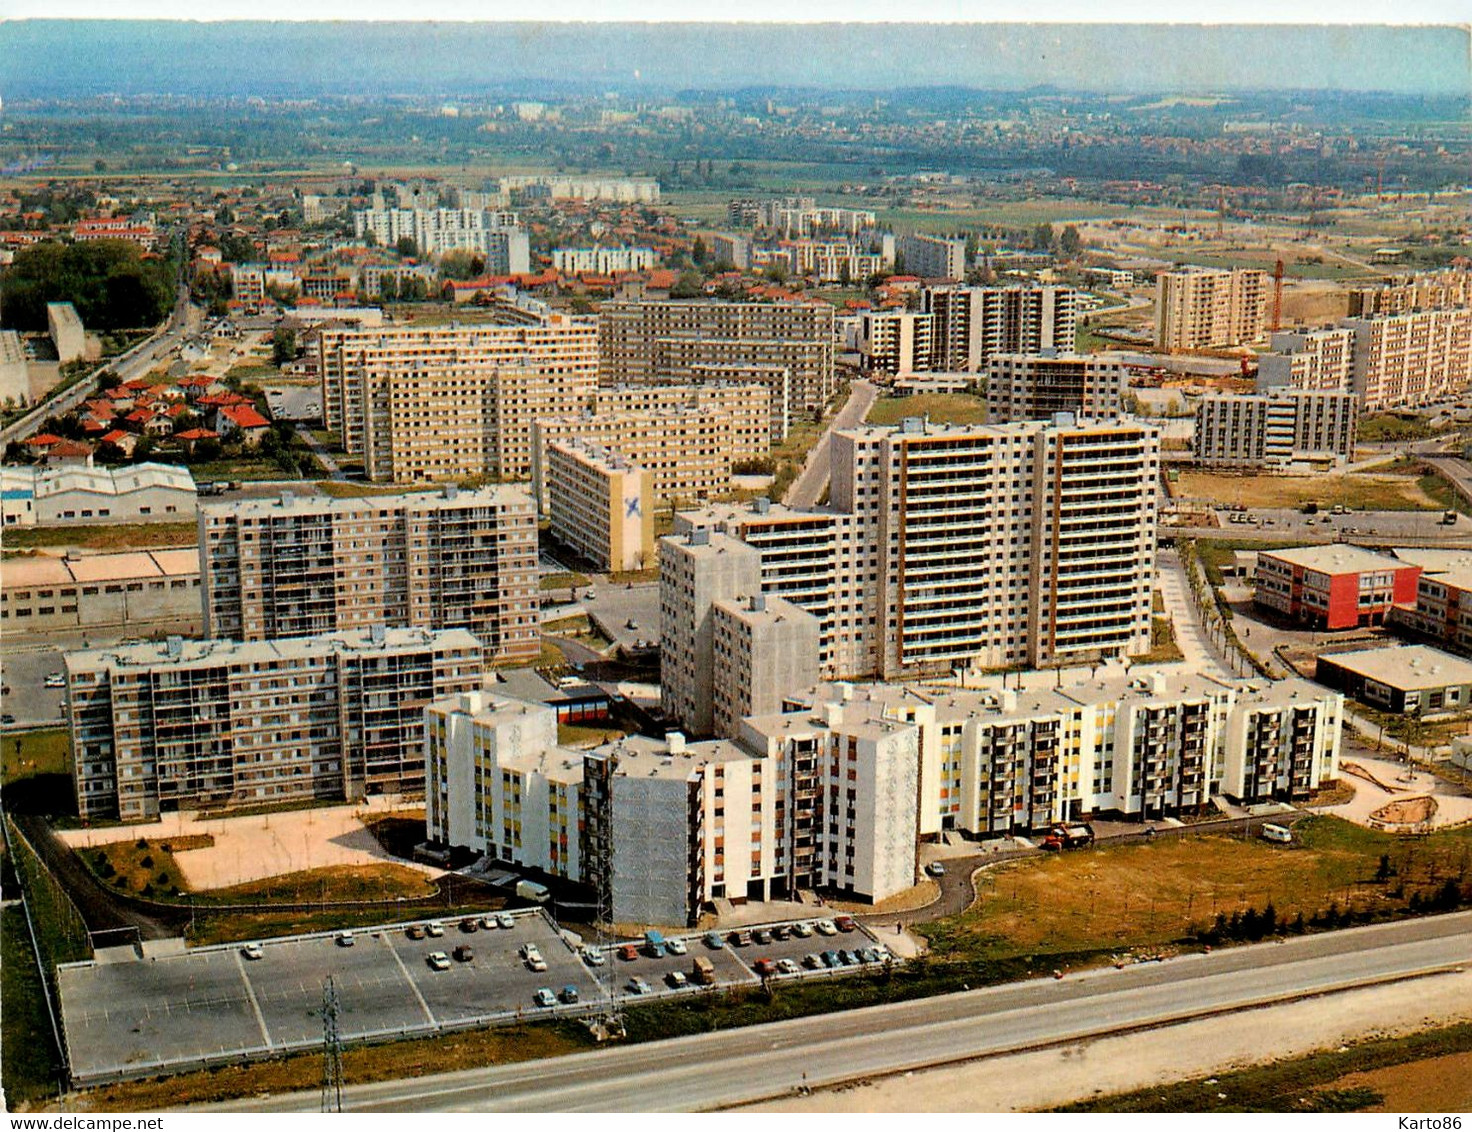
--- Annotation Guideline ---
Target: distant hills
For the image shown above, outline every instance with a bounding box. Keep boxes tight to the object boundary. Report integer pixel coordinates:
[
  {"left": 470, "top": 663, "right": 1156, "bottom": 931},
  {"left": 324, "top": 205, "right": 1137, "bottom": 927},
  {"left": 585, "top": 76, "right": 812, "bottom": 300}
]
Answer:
[{"left": 0, "top": 21, "right": 1466, "bottom": 98}]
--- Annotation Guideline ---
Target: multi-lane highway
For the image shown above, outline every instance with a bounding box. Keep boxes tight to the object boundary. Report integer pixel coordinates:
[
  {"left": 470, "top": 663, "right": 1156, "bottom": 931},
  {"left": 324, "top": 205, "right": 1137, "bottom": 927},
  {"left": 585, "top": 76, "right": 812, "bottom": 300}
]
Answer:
[{"left": 198, "top": 909, "right": 1472, "bottom": 1113}]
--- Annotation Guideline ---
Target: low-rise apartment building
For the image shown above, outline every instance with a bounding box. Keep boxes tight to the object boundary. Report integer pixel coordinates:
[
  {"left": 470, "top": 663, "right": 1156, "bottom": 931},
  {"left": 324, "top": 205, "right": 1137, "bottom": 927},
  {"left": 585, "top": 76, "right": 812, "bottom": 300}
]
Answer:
[
  {"left": 1192, "top": 388, "right": 1357, "bottom": 470},
  {"left": 66, "top": 626, "right": 484, "bottom": 822},
  {"left": 199, "top": 485, "right": 539, "bottom": 662},
  {"left": 1254, "top": 545, "right": 1420, "bottom": 630}
]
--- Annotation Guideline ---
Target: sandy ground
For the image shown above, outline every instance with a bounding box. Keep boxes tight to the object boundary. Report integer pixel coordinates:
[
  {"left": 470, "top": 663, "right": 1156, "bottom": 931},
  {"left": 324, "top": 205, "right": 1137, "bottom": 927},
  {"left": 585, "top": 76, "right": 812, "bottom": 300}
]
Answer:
[
  {"left": 747, "top": 966, "right": 1472, "bottom": 1112},
  {"left": 55, "top": 798, "right": 443, "bottom": 889},
  {"left": 1328, "top": 753, "right": 1472, "bottom": 831},
  {"left": 1334, "top": 1049, "right": 1472, "bottom": 1112}
]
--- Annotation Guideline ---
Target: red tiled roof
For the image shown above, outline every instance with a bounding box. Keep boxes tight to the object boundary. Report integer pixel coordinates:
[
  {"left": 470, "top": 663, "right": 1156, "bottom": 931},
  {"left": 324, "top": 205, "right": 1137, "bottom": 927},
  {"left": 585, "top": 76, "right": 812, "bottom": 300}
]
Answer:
[
  {"left": 174, "top": 427, "right": 219, "bottom": 441},
  {"left": 24, "top": 433, "right": 63, "bottom": 446},
  {"left": 220, "top": 404, "right": 270, "bottom": 429},
  {"left": 47, "top": 440, "right": 94, "bottom": 458}
]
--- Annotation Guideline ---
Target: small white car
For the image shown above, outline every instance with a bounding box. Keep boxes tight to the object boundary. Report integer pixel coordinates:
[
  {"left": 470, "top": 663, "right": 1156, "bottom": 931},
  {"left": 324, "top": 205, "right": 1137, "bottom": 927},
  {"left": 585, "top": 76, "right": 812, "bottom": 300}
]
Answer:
[
  {"left": 425, "top": 921, "right": 445, "bottom": 938},
  {"left": 665, "top": 938, "right": 688, "bottom": 956},
  {"left": 427, "top": 951, "right": 451, "bottom": 971},
  {"left": 625, "top": 976, "right": 652, "bottom": 995},
  {"left": 581, "top": 946, "right": 607, "bottom": 967},
  {"left": 241, "top": 942, "right": 264, "bottom": 960},
  {"left": 495, "top": 912, "right": 515, "bottom": 930},
  {"left": 533, "top": 987, "right": 556, "bottom": 1008},
  {"left": 815, "top": 919, "right": 839, "bottom": 936},
  {"left": 335, "top": 931, "right": 355, "bottom": 947}
]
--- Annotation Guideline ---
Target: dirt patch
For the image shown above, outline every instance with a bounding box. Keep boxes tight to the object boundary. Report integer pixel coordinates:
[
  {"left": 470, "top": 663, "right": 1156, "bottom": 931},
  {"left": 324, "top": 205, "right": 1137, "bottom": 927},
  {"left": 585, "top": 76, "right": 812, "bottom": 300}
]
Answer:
[
  {"left": 1371, "top": 795, "right": 1438, "bottom": 826},
  {"left": 1176, "top": 471, "right": 1443, "bottom": 512},
  {"left": 1303, "top": 779, "right": 1357, "bottom": 808},
  {"left": 1328, "top": 1050, "right": 1472, "bottom": 1113}
]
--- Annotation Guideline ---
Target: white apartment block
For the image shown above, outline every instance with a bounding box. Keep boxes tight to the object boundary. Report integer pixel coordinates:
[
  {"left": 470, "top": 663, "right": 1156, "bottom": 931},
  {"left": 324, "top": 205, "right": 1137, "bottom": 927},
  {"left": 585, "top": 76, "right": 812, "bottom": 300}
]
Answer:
[
  {"left": 1193, "top": 389, "right": 1358, "bottom": 470},
  {"left": 986, "top": 352, "right": 1125, "bottom": 422},
  {"left": 591, "top": 382, "right": 774, "bottom": 455},
  {"left": 773, "top": 240, "right": 882, "bottom": 284},
  {"left": 1154, "top": 266, "right": 1269, "bottom": 350},
  {"left": 898, "top": 233, "right": 967, "bottom": 280},
  {"left": 352, "top": 208, "right": 529, "bottom": 271},
  {"left": 425, "top": 669, "right": 1340, "bottom": 924},
  {"left": 1256, "top": 328, "right": 1357, "bottom": 392},
  {"left": 199, "top": 485, "right": 540, "bottom": 662},
  {"left": 551, "top": 246, "right": 656, "bottom": 275},
  {"left": 596, "top": 299, "right": 837, "bottom": 413},
  {"left": 1343, "top": 309, "right": 1472, "bottom": 410},
  {"left": 425, "top": 691, "right": 584, "bottom": 881},
  {"left": 675, "top": 416, "right": 1159, "bottom": 684},
  {"left": 922, "top": 284, "right": 1079, "bottom": 372},
  {"left": 496, "top": 175, "right": 660, "bottom": 203},
  {"left": 546, "top": 440, "right": 654, "bottom": 573},
  {"left": 66, "top": 627, "right": 485, "bottom": 822},
  {"left": 749, "top": 199, "right": 878, "bottom": 237},
  {"left": 710, "top": 593, "right": 821, "bottom": 740},
  {"left": 47, "top": 302, "right": 87, "bottom": 364},
  {"left": 317, "top": 318, "right": 598, "bottom": 482},
  {"left": 706, "top": 233, "right": 751, "bottom": 270},
  {"left": 859, "top": 309, "right": 933, "bottom": 374},
  {"left": 659, "top": 529, "right": 764, "bottom": 737}
]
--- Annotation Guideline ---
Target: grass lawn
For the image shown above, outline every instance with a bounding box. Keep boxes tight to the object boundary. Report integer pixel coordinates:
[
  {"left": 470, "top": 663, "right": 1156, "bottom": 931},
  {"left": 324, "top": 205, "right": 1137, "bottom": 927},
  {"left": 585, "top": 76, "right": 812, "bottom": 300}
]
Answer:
[
  {"left": 1176, "top": 471, "right": 1443, "bottom": 512},
  {"left": 0, "top": 521, "right": 197, "bottom": 553},
  {"left": 187, "top": 459, "right": 301, "bottom": 483},
  {"left": 84, "top": 835, "right": 212, "bottom": 899},
  {"left": 1357, "top": 413, "right": 1451, "bottom": 443},
  {"left": 0, "top": 905, "right": 63, "bottom": 1107},
  {"left": 205, "top": 862, "right": 438, "bottom": 905},
  {"left": 1061, "top": 1021, "right": 1472, "bottom": 1112},
  {"left": 81, "top": 1022, "right": 593, "bottom": 1112},
  {"left": 1, "top": 728, "right": 71, "bottom": 786},
  {"left": 313, "top": 479, "right": 441, "bottom": 498},
  {"left": 918, "top": 816, "right": 1472, "bottom": 966},
  {"left": 541, "top": 570, "right": 593, "bottom": 591},
  {"left": 866, "top": 392, "right": 988, "bottom": 427},
  {"left": 1137, "top": 615, "right": 1184, "bottom": 664},
  {"left": 1194, "top": 537, "right": 1307, "bottom": 585}
]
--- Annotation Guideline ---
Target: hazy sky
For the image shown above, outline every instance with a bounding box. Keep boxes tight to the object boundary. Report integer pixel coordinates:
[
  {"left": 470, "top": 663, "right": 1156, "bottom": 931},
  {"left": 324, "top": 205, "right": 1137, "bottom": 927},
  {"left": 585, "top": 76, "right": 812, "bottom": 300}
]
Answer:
[{"left": 0, "top": 11, "right": 1467, "bottom": 97}]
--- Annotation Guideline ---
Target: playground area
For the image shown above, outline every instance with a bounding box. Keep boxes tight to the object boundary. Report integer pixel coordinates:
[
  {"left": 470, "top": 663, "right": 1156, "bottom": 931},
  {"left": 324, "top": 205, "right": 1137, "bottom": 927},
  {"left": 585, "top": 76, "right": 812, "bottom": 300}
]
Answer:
[{"left": 1328, "top": 755, "right": 1472, "bottom": 833}]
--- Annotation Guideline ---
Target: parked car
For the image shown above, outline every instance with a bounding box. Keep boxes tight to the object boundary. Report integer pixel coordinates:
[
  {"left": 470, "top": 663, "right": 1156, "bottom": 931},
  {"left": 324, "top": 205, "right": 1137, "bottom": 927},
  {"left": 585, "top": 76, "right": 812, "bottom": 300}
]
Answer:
[
  {"left": 926, "top": 861, "right": 947, "bottom": 877},
  {"left": 772, "top": 924, "right": 791, "bottom": 941},
  {"left": 821, "top": 950, "right": 841, "bottom": 968},
  {"left": 753, "top": 958, "right": 777, "bottom": 977},
  {"left": 425, "top": 921, "right": 445, "bottom": 938},
  {"left": 834, "top": 915, "right": 857, "bottom": 933},
  {"left": 453, "top": 944, "right": 474, "bottom": 962},
  {"left": 618, "top": 943, "right": 640, "bottom": 961},
  {"left": 581, "top": 946, "right": 606, "bottom": 966},
  {"left": 752, "top": 928, "right": 772, "bottom": 945},
  {"left": 426, "top": 951, "right": 451, "bottom": 971},
  {"left": 791, "top": 922, "right": 814, "bottom": 939},
  {"left": 704, "top": 931, "right": 726, "bottom": 949},
  {"left": 533, "top": 988, "right": 556, "bottom": 1007},
  {"left": 559, "top": 985, "right": 580, "bottom": 1004},
  {"left": 335, "top": 931, "right": 355, "bottom": 947},
  {"left": 665, "top": 970, "right": 689, "bottom": 989},
  {"left": 776, "top": 957, "right": 800, "bottom": 975},
  {"left": 241, "top": 942, "right": 264, "bottom": 960},
  {"left": 406, "top": 924, "right": 425, "bottom": 940},
  {"left": 459, "top": 917, "right": 479, "bottom": 933},
  {"left": 478, "top": 915, "right": 497, "bottom": 930},
  {"left": 815, "top": 920, "right": 838, "bottom": 937},
  {"left": 665, "top": 937, "right": 688, "bottom": 956},
  {"left": 44, "top": 673, "right": 65, "bottom": 688},
  {"left": 803, "top": 953, "right": 823, "bottom": 969},
  {"left": 495, "top": 912, "right": 515, "bottom": 930},
  {"left": 625, "top": 976, "right": 652, "bottom": 995}
]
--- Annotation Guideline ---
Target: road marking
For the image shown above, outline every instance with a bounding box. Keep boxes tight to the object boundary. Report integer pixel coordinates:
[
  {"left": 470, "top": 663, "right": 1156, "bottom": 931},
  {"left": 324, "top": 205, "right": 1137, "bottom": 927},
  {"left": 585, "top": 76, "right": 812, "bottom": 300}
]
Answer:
[
  {"left": 234, "top": 952, "right": 273, "bottom": 1050},
  {"left": 382, "top": 935, "right": 436, "bottom": 1027}
]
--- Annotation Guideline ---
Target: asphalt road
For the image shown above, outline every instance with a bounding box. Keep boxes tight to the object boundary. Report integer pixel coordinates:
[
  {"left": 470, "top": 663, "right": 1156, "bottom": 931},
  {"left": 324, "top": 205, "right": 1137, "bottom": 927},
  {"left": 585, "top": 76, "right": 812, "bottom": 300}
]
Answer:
[
  {"left": 202, "top": 910, "right": 1472, "bottom": 1113},
  {"left": 785, "top": 379, "right": 879, "bottom": 508}
]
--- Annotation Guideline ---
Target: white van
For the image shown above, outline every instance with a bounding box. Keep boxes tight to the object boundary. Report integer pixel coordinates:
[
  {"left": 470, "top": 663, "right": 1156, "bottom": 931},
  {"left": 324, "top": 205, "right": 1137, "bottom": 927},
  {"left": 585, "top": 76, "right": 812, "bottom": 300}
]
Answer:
[{"left": 1261, "top": 823, "right": 1293, "bottom": 844}]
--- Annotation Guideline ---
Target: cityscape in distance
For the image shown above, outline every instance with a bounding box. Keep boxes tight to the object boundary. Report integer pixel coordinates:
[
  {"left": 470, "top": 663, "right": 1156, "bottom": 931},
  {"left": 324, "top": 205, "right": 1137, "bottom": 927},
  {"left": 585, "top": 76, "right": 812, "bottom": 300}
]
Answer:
[{"left": 0, "top": 14, "right": 1470, "bottom": 1120}]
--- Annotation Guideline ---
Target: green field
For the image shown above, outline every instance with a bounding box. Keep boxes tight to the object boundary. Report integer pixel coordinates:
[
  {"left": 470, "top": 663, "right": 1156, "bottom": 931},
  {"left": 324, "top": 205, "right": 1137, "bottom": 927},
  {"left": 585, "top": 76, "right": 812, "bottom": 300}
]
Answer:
[
  {"left": 866, "top": 392, "right": 988, "bottom": 427},
  {"left": 1, "top": 521, "right": 197, "bottom": 553}
]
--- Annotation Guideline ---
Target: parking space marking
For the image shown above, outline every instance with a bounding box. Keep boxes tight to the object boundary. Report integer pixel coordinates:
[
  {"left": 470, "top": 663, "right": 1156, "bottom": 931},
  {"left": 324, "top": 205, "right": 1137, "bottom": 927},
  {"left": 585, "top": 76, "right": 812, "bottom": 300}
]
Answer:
[
  {"left": 381, "top": 931, "right": 436, "bottom": 1027},
  {"left": 233, "top": 951, "right": 273, "bottom": 1049}
]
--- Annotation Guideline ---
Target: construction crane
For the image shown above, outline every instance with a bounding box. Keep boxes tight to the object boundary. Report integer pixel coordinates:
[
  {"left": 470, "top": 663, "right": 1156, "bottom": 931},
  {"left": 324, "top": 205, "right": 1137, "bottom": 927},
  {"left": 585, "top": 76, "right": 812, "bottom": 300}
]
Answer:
[{"left": 1271, "top": 258, "right": 1286, "bottom": 333}]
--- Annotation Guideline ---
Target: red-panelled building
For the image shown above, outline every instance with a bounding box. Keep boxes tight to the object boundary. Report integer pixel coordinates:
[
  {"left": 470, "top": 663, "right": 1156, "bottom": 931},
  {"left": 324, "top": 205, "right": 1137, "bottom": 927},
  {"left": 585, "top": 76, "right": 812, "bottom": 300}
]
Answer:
[{"left": 1254, "top": 545, "right": 1420, "bottom": 630}]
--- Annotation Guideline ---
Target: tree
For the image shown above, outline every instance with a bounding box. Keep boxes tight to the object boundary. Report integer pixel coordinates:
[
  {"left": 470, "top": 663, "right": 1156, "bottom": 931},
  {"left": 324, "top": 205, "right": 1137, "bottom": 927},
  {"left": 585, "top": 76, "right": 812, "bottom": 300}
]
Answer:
[
  {"left": 0, "top": 239, "right": 172, "bottom": 332},
  {"left": 691, "top": 237, "right": 709, "bottom": 266},
  {"left": 439, "top": 249, "right": 485, "bottom": 281},
  {"left": 764, "top": 261, "right": 790, "bottom": 284},
  {"left": 1032, "top": 223, "right": 1056, "bottom": 252},
  {"left": 1060, "top": 224, "right": 1082, "bottom": 257},
  {"left": 669, "top": 271, "right": 704, "bottom": 299},
  {"left": 395, "top": 236, "right": 418, "bottom": 259},
  {"left": 271, "top": 327, "right": 298, "bottom": 367}
]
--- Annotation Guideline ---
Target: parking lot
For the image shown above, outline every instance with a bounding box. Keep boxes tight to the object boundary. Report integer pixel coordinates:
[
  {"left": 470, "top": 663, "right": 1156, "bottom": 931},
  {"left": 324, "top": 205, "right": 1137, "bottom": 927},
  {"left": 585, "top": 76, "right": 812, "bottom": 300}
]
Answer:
[
  {"left": 58, "top": 912, "right": 886, "bottom": 1084},
  {"left": 0, "top": 647, "right": 69, "bottom": 725}
]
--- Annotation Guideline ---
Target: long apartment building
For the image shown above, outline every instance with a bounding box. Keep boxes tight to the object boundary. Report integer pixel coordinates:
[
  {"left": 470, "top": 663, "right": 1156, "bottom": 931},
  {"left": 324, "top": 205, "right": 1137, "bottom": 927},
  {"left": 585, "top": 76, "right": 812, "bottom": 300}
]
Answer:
[
  {"left": 1343, "top": 309, "right": 1472, "bottom": 410},
  {"left": 67, "top": 627, "right": 484, "bottom": 822},
  {"left": 318, "top": 317, "right": 598, "bottom": 482},
  {"left": 922, "top": 284, "right": 1078, "bottom": 372},
  {"left": 1192, "top": 388, "right": 1357, "bottom": 470},
  {"left": 1154, "top": 266, "right": 1269, "bottom": 350},
  {"left": 199, "top": 486, "right": 540, "bottom": 662},
  {"left": 425, "top": 668, "right": 1340, "bottom": 924},
  {"left": 545, "top": 440, "right": 654, "bottom": 573},
  {"left": 596, "top": 300, "right": 837, "bottom": 413},
  {"left": 1348, "top": 268, "right": 1472, "bottom": 316},
  {"left": 352, "top": 208, "right": 529, "bottom": 271},
  {"left": 1386, "top": 548, "right": 1472, "bottom": 654},
  {"left": 673, "top": 416, "right": 1159, "bottom": 689},
  {"left": 591, "top": 382, "right": 774, "bottom": 455},
  {"left": 985, "top": 352, "right": 1125, "bottom": 422}
]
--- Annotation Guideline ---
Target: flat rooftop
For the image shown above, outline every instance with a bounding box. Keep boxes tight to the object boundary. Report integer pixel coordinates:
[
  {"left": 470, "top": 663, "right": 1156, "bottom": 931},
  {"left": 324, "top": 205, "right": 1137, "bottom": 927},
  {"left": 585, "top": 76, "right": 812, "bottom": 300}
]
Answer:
[
  {"left": 201, "top": 483, "right": 532, "bottom": 520},
  {"left": 65, "top": 626, "right": 481, "bottom": 673},
  {"left": 2, "top": 548, "right": 200, "bottom": 590},
  {"left": 1319, "top": 644, "right": 1472, "bottom": 691},
  {"left": 1258, "top": 545, "right": 1407, "bottom": 575}
]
